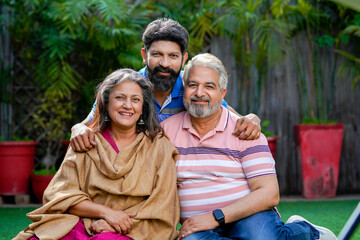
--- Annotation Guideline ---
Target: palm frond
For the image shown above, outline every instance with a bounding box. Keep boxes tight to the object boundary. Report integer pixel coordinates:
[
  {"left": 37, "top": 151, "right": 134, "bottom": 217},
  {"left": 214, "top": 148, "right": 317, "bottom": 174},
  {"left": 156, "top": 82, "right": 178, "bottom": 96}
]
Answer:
[
  {"left": 24, "top": 0, "right": 42, "bottom": 9},
  {"left": 254, "top": 19, "right": 292, "bottom": 65},
  {"left": 336, "top": 50, "right": 360, "bottom": 89},
  {"left": 93, "top": 20, "right": 139, "bottom": 50},
  {"left": 335, "top": 49, "right": 360, "bottom": 63},
  {"left": 343, "top": 24, "right": 360, "bottom": 37},
  {"left": 41, "top": 32, "right": 75, "bottom": 60},
  {"left": 36, "top": 59, "right": 80, "bottom": 99},
  {"left": 51, "top": 0, "right": 89, "bottom": 24},
  {"left": 271, "top": 0, "right": 290, "bottom": 19},
  {"left": 190, "top": 11, "right": 217, "bottom": 41},
  {"left": 90, "top": 0, "right": 126, "bottom": 24}
]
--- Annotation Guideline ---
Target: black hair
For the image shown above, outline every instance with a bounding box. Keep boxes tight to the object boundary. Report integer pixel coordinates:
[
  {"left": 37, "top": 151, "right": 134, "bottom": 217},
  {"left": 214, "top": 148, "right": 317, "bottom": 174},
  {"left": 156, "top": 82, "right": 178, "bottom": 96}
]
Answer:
[{"left": 142, "top": 18, "right": 189, "bottom": 54}]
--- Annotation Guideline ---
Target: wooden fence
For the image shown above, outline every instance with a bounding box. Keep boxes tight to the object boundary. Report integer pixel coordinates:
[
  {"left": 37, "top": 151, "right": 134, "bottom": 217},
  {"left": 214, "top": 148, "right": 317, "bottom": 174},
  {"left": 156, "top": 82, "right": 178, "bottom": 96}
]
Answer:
[{"left": 210, "top": 35, "right": 360, "bottom": 195}]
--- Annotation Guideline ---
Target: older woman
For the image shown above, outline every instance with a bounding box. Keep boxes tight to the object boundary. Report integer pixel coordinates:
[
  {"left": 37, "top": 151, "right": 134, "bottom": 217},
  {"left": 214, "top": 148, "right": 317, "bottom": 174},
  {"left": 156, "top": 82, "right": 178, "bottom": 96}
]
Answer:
[{"left": 14, "top": 69, "right": 180, "bottom": 240}]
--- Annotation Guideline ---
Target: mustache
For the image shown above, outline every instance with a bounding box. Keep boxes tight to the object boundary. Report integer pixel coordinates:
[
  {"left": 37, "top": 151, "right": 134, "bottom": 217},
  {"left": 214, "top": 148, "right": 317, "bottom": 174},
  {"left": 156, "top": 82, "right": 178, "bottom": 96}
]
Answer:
[
  {"left": 190, "top": 96, "right": 210, "bottom": 103},
  {"left": 154, "top": 66, "right": 176, "bottom": 74}
]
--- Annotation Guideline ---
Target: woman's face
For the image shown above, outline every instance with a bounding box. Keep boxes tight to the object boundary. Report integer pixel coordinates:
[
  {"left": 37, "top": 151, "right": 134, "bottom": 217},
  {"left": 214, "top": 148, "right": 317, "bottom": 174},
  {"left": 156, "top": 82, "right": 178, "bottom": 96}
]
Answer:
[{"left": 107, "top": 81, "right": 144, "bottom": 131}]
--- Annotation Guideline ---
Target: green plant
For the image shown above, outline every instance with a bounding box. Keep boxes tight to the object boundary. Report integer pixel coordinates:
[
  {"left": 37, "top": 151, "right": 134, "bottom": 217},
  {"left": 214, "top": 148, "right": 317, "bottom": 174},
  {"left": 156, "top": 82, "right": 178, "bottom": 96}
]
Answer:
[
  {"left": 261, "top": 120, "right": 275, "bottom": 137},
  {"left": 31, "top": 95, "right": 73, "bottom": 171},
  {"left": 0, "top": 136, "right": 33, "bottom": 142},
  {"left": 1, "top": 0, "right": 164, "bottom": 168},
  {"left": 177, "top": 0, "right": 290, "bottom": 114},
  {"left": 33, "top": 165, "right": 57, "bottom": 176},
  {"left": 265, "top": 0, "right": 359, "bottom": 124},
  {"left": 63, "top": 132, "right": 71, "bottom": 141},
  {"left": 180, "top": 0, "right": 358, "bottom": 125},
  {"left": 335, "top": 13, "right": 360, "bottom": 89},
  {"left": 3, "top": 0, "right": 151, "bottom": 100},
  {"left": 10, "top": 136, "right": 33, "bottom": 141}
]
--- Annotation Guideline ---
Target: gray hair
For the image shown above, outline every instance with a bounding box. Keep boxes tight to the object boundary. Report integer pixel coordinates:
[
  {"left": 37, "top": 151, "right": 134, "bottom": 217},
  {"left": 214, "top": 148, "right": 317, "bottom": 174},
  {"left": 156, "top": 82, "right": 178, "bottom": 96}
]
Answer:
[
  {"left": 183, "top": 53, "right": 228, "bottom": 91},
  {"left": 90, "top": 68, "right": 163, "bottom": 141}
]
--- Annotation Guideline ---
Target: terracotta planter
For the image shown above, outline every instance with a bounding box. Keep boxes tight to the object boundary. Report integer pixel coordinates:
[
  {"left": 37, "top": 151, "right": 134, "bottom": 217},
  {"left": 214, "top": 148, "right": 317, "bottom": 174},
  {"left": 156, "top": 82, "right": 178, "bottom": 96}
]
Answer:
[
  {"left": 266, "top": 136, "right": 279, "bottom": 159},
  {"left": 31, "top": 174, "right": 54, "bottom": 203},
  {"left": 294, "top": 124, "right": 344, "bottom": 198},
  {"left": 0, "top": 141, "right": 39, "bottom": 195}
]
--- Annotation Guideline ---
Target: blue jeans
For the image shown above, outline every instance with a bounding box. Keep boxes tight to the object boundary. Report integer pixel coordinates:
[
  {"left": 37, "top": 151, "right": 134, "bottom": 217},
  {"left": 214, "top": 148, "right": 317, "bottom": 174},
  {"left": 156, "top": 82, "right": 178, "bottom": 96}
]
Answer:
[{"left": 183, "top": 209, "right": 319, "bottom": 240}]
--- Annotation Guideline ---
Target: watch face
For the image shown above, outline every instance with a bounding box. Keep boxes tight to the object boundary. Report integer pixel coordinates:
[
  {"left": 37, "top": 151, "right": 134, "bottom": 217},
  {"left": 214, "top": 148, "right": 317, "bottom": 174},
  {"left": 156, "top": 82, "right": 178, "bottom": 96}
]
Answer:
[{"left": 213, "top": 209, "right": 225, "bottom": 223}]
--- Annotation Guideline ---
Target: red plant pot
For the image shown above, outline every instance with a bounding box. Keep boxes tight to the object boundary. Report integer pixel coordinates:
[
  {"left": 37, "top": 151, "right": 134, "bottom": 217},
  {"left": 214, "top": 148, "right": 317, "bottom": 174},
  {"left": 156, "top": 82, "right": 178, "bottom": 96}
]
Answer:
[
  {"left": 61, "top": 140, "right": 70, "bottom": 154},
  {"left": 31, "top": 174, "right": 54, "bottom": 203},
  {"left": 0, "top": 141, "right": 39, "bottom": 195},
  {"left": 294, "top": 124, "right": 344, "bottom": 198},
  {"left": 266, "top": 136, "right": 279, "bottom": 159}
]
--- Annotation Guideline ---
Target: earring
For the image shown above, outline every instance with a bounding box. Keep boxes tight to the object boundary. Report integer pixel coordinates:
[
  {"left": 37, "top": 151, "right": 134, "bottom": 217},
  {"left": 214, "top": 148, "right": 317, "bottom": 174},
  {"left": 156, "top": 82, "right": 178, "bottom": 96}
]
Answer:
[
  {"left": 138, "top": 115, "right": 145, "bottom": 125},
  {"left": 104, "top": 112, "right": 110, "bottom": 121}
]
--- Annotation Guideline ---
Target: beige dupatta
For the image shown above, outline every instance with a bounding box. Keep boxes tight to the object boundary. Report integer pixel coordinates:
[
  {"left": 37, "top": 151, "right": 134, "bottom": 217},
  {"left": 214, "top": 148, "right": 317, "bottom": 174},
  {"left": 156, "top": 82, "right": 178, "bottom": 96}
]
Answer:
[{"left": 14, "top": 132, "right": 180, "bottom": 240}]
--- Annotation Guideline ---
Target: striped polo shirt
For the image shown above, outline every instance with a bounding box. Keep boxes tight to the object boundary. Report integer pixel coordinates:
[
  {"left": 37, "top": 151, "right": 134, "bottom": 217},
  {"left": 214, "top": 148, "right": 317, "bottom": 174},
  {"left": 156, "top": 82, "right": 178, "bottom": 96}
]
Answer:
[
  {"left": 87, "top": 67, "right": 228, "bottom": 123},
  {"left": 161, "top": 106, "right": 276, "bottom": 221}
]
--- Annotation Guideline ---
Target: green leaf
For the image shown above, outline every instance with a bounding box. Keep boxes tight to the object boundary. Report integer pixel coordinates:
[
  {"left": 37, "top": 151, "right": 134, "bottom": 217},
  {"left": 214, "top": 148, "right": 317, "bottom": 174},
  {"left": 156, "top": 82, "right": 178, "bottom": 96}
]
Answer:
[
  {"left": 343, "top": 25, "right": 360, "bottom": 37},
  {"left": 315, "top": 35, "right": 335, "bottom": 48},
  {"left": 33, "top": 166, "right": 57, "bottom": 175},
  {"left": 90, "top": 0, "right": 126, "bottom": 24}
]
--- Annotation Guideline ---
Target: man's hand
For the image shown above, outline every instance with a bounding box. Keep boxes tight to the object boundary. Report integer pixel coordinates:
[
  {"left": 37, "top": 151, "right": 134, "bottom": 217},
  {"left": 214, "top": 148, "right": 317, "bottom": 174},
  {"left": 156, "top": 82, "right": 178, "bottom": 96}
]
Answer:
[
  {"left": 103, "top": 208, "right": 137, "bottom": 235},
  {"left": 90, "top": 219, "right": 116, "bottom": 234},
  {"left": 233, "top": 115, "right": 261, "bottom": 140},
  {"left": 178, "top": 212, "right": 218, "bottom": 239},
  {"left": 70, "top": 123, "right": 96, "bottom": 152}
]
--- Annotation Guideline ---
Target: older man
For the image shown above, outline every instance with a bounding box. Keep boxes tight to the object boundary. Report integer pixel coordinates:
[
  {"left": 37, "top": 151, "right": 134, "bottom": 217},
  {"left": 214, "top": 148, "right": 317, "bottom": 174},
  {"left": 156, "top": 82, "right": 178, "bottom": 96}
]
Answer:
[{"left": 161, "top": 53, "right": 336, "bottom": 240}]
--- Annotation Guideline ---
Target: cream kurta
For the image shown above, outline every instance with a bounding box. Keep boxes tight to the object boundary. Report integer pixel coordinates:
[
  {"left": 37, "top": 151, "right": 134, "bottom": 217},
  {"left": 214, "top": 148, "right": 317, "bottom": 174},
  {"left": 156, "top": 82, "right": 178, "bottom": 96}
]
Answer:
[{"left": 14, "top": 132, "right": 179, "bottom": 240}]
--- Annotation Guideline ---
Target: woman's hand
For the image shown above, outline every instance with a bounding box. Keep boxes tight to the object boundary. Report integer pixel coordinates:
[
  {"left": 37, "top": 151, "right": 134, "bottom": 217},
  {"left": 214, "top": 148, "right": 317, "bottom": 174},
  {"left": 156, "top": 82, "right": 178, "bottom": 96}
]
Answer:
[
  {"left": 90, "top": 219, "right": 116, "bottom": 234},
  {"left": 102, "top": 208, "right": 137, "bottom": 235},
  {"left": 68, "top": 200, "right": 137, "bottom": 235}
]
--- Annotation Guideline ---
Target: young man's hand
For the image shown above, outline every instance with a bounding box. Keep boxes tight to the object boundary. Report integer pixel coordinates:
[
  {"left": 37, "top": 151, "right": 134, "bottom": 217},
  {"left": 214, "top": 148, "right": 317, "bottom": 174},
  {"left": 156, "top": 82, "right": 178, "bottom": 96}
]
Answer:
[
  {"left": 233, "top": 114, "right": 261, "bottom": 140},
  {"left": 70, "top": 123, "right": 96, "bottom": 152}
]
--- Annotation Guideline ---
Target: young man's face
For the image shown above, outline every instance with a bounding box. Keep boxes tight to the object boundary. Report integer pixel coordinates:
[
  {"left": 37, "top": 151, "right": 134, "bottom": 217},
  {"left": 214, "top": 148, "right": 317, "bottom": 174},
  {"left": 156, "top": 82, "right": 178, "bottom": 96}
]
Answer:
[
  {"left": 183, "top": 66, "right": 226, "bottom": 118},
  {"left": 141, "top": 40, "right": 188, "bottom": 92}
]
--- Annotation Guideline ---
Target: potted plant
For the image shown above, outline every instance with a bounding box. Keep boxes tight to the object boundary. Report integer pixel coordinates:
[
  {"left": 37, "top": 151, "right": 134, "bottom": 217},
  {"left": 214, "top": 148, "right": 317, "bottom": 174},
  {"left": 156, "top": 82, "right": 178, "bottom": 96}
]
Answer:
[
  {"left": 30, "top": 95, "right": 73, "bottom": 203},
  {"left": 273, "top": 1, "right": 347, "bottom": 198},
  {"left": 261, "top": 120, "right": 278, "bottom": 159},
  {"left": 293, "top": 122, "right": 344, "bottom": 199},
  {"left": 0, "top": 136, "right": 39, "bottom": 196},
  {"left": 31, "top": 166, "right": 57, "bottom": 204}
]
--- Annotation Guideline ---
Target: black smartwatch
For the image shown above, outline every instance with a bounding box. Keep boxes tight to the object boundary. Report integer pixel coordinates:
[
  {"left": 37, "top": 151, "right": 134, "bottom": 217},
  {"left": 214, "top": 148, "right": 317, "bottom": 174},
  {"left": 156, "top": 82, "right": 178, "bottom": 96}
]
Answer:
[{"left": 212, "top": 209, "right": 225, "bottom": 226}]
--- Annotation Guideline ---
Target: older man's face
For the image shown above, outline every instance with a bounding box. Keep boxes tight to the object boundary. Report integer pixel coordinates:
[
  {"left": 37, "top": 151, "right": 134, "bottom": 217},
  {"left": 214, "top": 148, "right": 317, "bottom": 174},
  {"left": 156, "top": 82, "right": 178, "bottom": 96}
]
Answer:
[{"left": 183, "top": 66, "right": 226, "bottom": 118}]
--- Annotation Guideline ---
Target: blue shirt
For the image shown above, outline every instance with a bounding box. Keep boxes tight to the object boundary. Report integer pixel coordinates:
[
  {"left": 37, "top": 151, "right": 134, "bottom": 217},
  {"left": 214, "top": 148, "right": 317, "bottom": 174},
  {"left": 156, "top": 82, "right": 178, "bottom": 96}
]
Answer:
[{"left": 87, "top": 67, "right": 228, "bottom": 122}]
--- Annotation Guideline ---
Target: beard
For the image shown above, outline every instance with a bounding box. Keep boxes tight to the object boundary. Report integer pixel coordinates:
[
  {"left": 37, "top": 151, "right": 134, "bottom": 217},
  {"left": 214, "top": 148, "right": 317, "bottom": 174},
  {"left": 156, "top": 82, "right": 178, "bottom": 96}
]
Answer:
[
  {"left": 146, "top": 65, "right": 181, "bottom": 92},
  {"left": 183, "top": 95, "right": 222, "bottom": 118}
]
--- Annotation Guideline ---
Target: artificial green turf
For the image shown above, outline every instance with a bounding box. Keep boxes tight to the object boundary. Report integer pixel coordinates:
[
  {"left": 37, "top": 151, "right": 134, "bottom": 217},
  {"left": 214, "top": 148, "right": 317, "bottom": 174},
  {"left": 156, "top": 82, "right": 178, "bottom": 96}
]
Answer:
[
  {"left": 1, "top": 200, "right": 359, "bottom": 239},
  {"left": 0, "top": 207, "right": 37, "bottom": 239},
  {"left": 277, "top": 200, "right": 360, "bottom": 238}
]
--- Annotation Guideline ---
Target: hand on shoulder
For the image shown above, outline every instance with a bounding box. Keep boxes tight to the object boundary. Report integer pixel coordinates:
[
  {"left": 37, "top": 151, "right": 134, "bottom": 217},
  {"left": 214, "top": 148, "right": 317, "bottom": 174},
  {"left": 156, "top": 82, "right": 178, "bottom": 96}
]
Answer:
[{"left": 70, "top": 123, "right": 96, "bottom": 152}]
